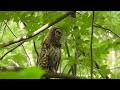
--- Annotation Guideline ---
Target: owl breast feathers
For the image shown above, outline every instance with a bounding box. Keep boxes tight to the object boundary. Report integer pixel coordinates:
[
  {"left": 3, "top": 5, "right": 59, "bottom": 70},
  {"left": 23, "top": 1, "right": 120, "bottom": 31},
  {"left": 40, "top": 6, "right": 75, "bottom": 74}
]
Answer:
[{"left": 37, "top": 26, "right": 62, "bottom": 73}]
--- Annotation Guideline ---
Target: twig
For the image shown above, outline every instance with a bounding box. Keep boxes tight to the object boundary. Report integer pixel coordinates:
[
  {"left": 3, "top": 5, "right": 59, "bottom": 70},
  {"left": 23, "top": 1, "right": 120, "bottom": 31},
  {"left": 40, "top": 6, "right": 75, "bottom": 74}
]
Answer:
[
  {"left": 62, "top": 64, "right": 68, "bottom": 73},
  {"left": 33, "top": 40, "right": 39, "bottom": 57},
  {"left": 4, "top": 21, "right": 16, "bottom": 37},
  {"left": 0, "top": 41, "right": 25, "bottom": 60},
  {"left": 65, "top": 42, "right": 71, "bottom": 74},
  {"left": 73, "top": 51, "right": 77, "bottom": 76},
  {"left": 93, "top": 24, "right": 120, "bottom": 38},
  {"left": 65, "top": 42, "right": 70, "bottom": 57},
  {"left": 2, "top": 11, "right": 75, "bottom": 47},
  {"left": 4, "top": 21, "right": 31, "bottom": 65},
  {"left": 33, "top": 40, "right": 39, "bottom": 65},
  {"left": 90, "top": 11, "right": 94, "bottom": 79},
  {"left": 0, "top": 20, "right": 8, "bottom": 42},
  {"left": 72, "top": 35, "right": 81, "bottom": 76},
  {"left": 94, "top": 61, "right": 109, "bottom": 79},
  {"left": 65, "top": 42, "right": 74, "bottom": 75}
]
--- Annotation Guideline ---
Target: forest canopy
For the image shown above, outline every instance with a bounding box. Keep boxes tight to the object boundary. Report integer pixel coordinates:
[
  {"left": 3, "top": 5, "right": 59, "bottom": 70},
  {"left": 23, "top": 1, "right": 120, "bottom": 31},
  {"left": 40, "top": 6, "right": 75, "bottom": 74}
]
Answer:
[{"left": 0, "top": 11, "right": 120, "bottom": 79}]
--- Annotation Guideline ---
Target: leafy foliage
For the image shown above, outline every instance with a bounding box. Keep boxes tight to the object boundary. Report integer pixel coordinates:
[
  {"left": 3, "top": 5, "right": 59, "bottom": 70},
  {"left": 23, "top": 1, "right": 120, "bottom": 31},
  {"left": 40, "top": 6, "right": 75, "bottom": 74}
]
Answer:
[
  {"left": 0, "top": 11, "right": 120, "bottom": 79},
  {"left": 0, "top": 67, "right": 45, "bottom": 79}
]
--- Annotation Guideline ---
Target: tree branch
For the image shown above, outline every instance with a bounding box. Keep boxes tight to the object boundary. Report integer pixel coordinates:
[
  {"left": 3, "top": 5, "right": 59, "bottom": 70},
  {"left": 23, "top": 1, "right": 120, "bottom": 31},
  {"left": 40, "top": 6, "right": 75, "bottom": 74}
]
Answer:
[
  {"left": 93, "top": 24, "right": 120, "bottom": 38},
  {"left": 0, "top": 41, "right": 25, "bottom": 60},
  {"left": 90, "top": 11, "right": 94, "bottom": 79},
  {"left": 43, "top": 72, "right": 82, "bottom": 79},
  {"left": 4, "top": 21, "right": 31, "bottom": 65},
  {"left": 2, "top": 11, "right": 75, "bottom": 47},
  {"left": 0, "top": 67, "right": 84, "bottom": 79}
]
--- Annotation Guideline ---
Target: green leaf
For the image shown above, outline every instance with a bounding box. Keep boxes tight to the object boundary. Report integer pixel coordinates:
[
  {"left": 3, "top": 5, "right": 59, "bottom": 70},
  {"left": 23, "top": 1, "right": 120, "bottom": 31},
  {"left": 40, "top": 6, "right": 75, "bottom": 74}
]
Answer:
[
  {"left": 0, "top": 67, "right": 45, "bottom": 79},
  {"left": 68, "top": 57, "right": 74, "bottom": 66},
  {"left": 100, "top": 65, "right": 108, "bottom": 69},
  {"left": 98, "top": 69, "right": 111, "bottom": 77},
  {"left": 12, "top": 54, "right": 27, "bottom": 62},
  {"left": 0, "top": 43, "right": 4, "bottom": 50},
  {"left": 0, "top": 61, "right": 9, "bottom": 67}
]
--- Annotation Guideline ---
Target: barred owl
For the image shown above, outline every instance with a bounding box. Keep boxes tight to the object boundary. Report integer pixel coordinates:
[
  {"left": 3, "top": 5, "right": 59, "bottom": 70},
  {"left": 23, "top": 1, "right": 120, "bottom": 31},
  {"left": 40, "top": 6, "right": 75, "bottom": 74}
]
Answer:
[{"left": 37, "top": 26, "right": 62, "bottom": 73}]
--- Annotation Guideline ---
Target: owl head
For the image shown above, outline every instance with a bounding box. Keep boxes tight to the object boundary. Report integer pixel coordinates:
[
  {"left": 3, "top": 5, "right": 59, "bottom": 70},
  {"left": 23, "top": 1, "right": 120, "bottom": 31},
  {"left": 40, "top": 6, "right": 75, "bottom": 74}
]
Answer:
[{"left": 49, "top": 26, "right": 62, "bottom": 40}]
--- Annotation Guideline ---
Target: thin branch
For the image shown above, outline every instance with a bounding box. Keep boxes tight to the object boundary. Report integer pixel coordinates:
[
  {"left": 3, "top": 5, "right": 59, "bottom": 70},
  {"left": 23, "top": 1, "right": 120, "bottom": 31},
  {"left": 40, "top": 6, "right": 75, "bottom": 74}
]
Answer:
[
  {"left": 4, "top": 21, "right": 31, "bottom": 65},
  {"left": 90, "top": 11, "right": 94, "bottom": 79},
  {"left": 65, "top": 42, "right": 70, "bottom": 57},
  {"left": 33, "top": 40, "right": 39, "bottom": 66},
  {"left": 62, "top": 64, "right": 68, "bottom": 73},
  {"left": 93, "top": 24, "right": 120, "bottom": 38},
  {"left": 73, "top": 51, "right": 77, "bottom": 76},
  {"left": 2, "top": 11, "right": 75, "bottom": 47},
  {"left": 33, "top": 40, "right": 39, "bottom": 57},
  {"left": 65, "top": 42, "right": 74, "bottom": 75},
  {"left": 67, "top": 67, "right": 72, "bottom": 74},
  {"left": 0, "top": 41, "right": 25, "bottom": 60},
  {"left": 4, "top": 21, "right": 17, "bottom": 38},
  {"left": 94, "top": 61, "right": 109, "bottom": 79},
  {"left": 0, "top": 21, "right": 8, "bottom": 42},
  {"left": 94, "top": 61, "right": 105, "bottom": 78},
  {"left": 71, "top": 35, "right": 81, "bottom": 76}
]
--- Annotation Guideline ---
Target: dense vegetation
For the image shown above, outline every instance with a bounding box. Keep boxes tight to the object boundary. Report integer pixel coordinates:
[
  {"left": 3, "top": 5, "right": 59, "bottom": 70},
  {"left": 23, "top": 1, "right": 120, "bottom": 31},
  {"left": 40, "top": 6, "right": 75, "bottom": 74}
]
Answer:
[{"left": 0, "top": 11, "right": 120, "bottom": 79}]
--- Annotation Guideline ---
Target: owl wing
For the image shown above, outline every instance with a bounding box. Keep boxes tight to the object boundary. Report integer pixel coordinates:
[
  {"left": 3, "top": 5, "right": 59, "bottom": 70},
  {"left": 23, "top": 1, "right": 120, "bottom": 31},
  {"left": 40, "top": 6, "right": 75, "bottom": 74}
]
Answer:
[
  {"left": 38, "top": 39, "right": 50, "bottom": 71},
  {"left": 49, "top": 45, "right": 61, "bottom": 73},
  {"left": 55, "top": 47, "right": 61, "bottom": 72}
]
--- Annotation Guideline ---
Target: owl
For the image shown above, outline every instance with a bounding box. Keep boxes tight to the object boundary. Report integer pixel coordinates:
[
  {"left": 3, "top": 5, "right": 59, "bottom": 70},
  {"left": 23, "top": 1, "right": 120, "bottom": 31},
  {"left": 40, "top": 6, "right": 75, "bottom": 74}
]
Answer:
[{"left": 37, "top": 26, "right": 62, "bottom": 73}]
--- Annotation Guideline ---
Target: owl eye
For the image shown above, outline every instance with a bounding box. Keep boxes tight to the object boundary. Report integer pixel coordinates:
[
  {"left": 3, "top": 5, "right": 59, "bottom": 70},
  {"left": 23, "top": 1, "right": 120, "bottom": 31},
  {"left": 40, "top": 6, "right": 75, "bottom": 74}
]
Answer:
[
  {"left": 55, "top": 30, "right": 61, "bottom": 36},
  {"left": 56, "top": 30, "right": 61, "bottom": 35}
]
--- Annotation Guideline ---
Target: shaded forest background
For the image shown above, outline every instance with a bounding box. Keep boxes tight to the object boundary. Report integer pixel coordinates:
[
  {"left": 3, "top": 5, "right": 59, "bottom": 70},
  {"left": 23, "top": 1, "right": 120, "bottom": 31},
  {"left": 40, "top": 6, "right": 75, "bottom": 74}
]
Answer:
[{"left": 0, "top": 11, "right": 120, "bottom": 79}]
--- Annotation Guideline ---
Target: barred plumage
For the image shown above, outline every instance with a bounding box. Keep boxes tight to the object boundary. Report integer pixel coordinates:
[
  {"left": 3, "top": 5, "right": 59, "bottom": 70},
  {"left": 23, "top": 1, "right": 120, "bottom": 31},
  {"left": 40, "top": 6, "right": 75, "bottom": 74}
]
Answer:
[{"left": 37, "top": 26, "right": 62, "bottom": 73}]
